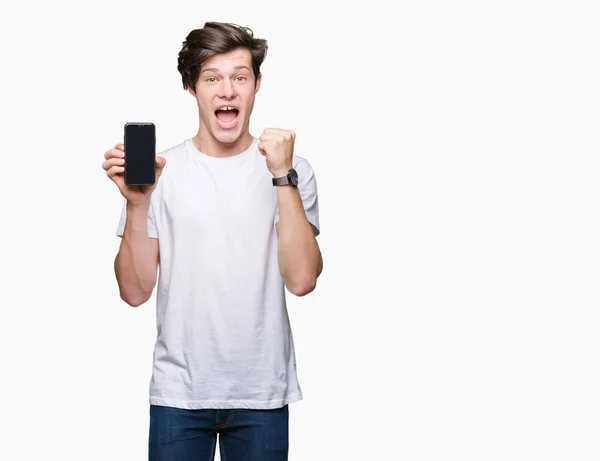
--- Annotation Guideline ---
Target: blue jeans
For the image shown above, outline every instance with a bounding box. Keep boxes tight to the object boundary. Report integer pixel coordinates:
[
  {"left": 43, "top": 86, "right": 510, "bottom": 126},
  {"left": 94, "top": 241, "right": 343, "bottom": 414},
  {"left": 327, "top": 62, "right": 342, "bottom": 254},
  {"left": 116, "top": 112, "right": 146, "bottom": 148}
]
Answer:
[{"left": 148, "top": 404, "right": 289, "bottom": 461}]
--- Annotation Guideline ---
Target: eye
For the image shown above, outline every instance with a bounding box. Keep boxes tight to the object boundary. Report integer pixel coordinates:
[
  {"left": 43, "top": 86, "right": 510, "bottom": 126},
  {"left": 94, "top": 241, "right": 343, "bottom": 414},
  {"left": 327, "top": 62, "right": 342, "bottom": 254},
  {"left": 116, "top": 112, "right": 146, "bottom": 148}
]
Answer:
[
  {"left": 236, "top": 76, "right": 247, "bottom": 82},
  {"left": 206, "top": 77, "right": 217, "bottom": 83}
]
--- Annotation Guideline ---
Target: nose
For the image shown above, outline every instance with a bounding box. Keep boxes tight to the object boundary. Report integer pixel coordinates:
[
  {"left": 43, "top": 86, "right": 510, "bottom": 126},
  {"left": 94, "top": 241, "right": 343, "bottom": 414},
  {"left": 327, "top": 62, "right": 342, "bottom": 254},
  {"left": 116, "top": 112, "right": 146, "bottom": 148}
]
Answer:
[{"left": 218, "top": 78, "right": 237, "bottom": 99}]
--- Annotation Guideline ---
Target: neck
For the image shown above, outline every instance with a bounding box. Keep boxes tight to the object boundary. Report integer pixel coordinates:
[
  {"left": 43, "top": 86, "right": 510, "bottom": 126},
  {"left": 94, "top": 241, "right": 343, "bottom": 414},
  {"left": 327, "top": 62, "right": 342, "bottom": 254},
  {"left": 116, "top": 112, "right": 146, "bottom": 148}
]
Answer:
[{"left": 193, "top": 125, "right": 254, "bottom": 158}]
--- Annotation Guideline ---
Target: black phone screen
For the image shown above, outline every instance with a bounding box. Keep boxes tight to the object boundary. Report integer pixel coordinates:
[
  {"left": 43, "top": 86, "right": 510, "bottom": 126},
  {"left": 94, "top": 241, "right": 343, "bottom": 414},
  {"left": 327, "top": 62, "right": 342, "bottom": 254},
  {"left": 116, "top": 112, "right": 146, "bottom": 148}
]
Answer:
[{"left": 124, "top": 122, "right": 156, "bottom": 186}]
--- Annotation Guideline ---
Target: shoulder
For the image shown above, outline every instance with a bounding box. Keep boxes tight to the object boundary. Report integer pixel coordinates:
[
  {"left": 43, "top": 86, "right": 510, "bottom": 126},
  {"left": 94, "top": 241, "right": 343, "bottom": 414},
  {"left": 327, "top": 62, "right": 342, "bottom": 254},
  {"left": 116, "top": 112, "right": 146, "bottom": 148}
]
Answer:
[
  {"left": 156, "top": 139, "right": 191, "bottom": 178},
  {"left": 292, "top": 155, "right": 317, "bottom": 183},
  {"left": 158, "top": 139, "right": 188, "bottom": 162}
]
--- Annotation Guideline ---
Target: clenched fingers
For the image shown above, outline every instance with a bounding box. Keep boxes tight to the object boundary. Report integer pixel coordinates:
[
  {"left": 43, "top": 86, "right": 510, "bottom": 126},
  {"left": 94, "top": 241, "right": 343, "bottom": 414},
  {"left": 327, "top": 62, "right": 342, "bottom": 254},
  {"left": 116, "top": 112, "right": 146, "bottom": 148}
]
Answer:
[
  {"left": 102, "top": 157, "right": 125, "bottom": 171},
  {"left": 106, "top": 165, "right": 124, "bottom": 178},
  {"left": 104, "top": 147, "right": 125, "bottom": 160}
]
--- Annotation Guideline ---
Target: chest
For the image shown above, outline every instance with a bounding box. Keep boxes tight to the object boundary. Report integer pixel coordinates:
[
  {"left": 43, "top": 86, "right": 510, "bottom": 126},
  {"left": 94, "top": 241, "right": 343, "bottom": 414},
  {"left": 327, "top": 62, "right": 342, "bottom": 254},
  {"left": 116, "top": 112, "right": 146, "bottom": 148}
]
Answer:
[{"left": 154, "top": 157, "right": 278, "bottom": 239}]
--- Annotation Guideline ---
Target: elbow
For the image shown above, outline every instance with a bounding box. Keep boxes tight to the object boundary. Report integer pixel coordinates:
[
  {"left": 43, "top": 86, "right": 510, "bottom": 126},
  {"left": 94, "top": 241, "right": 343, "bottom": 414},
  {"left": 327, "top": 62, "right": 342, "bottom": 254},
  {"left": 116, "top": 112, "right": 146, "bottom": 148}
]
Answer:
[
  {"left": 122, "top": 297, "right": 147, "bottom": 308},
  {"left": 115, "top": 271, "right": 157, "bottom": 308},
  {"left": 119, "top": 287, "right": 153, "bottom": 308},
  {"left": 287, "top": 275, "right": 317, "bottom": 297}
]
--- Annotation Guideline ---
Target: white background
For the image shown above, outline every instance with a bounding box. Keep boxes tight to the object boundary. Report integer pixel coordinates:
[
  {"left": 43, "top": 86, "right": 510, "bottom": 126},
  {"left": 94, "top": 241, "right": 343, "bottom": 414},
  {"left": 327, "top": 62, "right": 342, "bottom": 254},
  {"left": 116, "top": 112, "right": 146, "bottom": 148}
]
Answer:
[{"left": 0, "top": 1, "right": 598, "bottom": 460}]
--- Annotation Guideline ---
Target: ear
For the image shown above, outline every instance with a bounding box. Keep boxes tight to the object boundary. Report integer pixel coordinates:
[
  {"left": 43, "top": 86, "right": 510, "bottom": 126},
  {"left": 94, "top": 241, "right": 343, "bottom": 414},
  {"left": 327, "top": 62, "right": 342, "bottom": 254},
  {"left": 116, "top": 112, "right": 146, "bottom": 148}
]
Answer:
[
  {"left": 254, "top": 73, "right": 262, "bottom": 94},
  {"left": 187, "top": 79, "right": 198, "bottom": 98}
]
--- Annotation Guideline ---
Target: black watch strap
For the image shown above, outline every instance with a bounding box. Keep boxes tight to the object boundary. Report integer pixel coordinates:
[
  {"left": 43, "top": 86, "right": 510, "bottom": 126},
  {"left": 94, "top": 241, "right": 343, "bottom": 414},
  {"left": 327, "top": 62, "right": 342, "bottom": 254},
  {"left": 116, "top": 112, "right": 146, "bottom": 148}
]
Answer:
[{"left": 272, "top": 175, "right": 290, "bottom": 186}]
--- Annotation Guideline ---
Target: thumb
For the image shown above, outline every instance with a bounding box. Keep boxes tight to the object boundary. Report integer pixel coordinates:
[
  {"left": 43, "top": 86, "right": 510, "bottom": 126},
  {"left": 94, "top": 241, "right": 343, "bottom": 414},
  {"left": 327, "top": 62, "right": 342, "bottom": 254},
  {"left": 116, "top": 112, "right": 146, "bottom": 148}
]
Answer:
[
  {"left": 258, "top": 141, "right": 267, "bottom": 156},
  {"left": 156, "top": 156, "right": 167, "bottom": 168}
]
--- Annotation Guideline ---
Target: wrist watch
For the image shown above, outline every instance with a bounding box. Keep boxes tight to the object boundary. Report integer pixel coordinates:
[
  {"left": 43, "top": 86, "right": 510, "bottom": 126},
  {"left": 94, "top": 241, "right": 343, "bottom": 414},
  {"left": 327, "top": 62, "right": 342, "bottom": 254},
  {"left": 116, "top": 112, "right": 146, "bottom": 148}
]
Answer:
[{"left": 272, "top": 168, "right": 299, "bottom": 187}]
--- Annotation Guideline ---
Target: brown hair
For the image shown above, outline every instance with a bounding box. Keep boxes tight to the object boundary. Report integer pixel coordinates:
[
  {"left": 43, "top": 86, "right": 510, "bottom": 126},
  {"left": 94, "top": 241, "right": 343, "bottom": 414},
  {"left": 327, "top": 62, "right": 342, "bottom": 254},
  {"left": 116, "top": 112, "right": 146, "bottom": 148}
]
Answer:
[{"left": 177, "top": 22, "right": 268, "bottom": 91}]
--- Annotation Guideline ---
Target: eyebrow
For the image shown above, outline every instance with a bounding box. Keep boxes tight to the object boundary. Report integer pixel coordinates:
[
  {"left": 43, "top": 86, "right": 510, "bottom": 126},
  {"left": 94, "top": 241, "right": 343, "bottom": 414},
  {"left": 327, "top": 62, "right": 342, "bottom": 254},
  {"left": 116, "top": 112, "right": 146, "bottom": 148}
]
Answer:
[{"left": 200, "top": 65, "right": 251, "bottom": 75}]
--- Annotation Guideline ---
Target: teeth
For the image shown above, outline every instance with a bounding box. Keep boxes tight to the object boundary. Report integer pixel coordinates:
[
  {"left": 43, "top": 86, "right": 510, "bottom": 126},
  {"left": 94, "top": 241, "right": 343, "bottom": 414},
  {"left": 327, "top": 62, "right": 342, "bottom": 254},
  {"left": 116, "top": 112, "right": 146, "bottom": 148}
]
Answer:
[{"left": 218, "top": 107, "right": 236, "bottom": 111}]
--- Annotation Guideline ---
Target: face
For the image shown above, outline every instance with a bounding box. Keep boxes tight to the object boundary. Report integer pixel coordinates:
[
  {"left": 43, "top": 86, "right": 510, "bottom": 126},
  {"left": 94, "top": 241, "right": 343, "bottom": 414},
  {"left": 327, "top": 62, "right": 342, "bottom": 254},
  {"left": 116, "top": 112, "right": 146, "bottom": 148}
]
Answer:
[{"left": 189, "top": 48, "right": 261, "bottom": 145}]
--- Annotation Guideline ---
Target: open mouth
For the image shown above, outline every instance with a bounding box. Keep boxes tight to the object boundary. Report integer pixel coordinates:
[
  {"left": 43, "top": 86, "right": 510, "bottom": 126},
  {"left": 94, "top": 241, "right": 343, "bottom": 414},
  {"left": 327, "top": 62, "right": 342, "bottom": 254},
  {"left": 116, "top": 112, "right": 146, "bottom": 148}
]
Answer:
[{"left": 215, "top": 106, "right": 239, "bottom": 129}]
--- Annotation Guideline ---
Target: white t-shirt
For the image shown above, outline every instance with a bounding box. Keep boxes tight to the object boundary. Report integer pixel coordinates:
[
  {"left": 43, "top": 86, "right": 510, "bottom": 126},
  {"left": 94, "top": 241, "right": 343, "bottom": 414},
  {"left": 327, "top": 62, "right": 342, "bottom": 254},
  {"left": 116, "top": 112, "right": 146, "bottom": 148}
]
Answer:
[{"left": 116, "top": 137, "right": 320, "bottom": 410}]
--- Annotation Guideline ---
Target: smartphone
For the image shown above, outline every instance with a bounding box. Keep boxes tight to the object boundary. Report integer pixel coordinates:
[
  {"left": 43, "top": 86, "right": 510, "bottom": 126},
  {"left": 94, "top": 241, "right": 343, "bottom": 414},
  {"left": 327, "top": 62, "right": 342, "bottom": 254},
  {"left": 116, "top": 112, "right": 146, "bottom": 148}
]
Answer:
[{"left": 124, "top": 122, "right": 156, "bottom": 186}]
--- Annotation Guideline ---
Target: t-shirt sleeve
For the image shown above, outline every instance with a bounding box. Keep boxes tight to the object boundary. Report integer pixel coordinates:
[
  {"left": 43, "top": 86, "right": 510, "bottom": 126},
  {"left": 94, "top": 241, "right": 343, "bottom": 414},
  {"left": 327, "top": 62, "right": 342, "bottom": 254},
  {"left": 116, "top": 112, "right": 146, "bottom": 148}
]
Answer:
[
  {"left": 274, "top": 158, "right": 320, "bottom": 237},
  {"left": 115, "top": 199, "right": 158, "bottom": 239}
]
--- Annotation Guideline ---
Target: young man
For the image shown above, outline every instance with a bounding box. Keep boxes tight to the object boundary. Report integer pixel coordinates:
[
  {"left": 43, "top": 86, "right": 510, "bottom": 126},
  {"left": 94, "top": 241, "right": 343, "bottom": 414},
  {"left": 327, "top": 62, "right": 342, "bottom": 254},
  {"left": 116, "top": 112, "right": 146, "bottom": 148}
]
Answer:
[{"left": 101, "top": 22, "right": 322, "bottom": 461}]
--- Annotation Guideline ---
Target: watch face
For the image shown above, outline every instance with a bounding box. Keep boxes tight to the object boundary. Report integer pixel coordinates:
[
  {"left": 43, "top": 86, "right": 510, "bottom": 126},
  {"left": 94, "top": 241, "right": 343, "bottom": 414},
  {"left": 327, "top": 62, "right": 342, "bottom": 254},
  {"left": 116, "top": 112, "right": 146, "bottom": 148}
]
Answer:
[{"left": 289, "top": 168, "right": 299, "bottom": 186}]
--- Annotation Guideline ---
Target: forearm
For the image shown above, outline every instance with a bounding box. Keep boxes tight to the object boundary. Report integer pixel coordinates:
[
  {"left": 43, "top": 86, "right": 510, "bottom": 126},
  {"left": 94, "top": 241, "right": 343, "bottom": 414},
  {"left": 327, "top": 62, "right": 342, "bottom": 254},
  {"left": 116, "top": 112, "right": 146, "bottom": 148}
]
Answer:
[
  {"left": 114, "top": 202, "right": 159, "bottom": 306},
  {"left": 276, "top": 186, "right": 322, "bottom": 296}
]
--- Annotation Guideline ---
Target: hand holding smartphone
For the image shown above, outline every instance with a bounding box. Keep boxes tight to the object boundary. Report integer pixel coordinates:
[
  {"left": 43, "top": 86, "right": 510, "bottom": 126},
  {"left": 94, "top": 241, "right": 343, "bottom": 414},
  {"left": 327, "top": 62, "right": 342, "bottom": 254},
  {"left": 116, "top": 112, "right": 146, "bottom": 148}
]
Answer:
[{"left": 102, "top": 122, "right": 166, "bottom": 206}]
